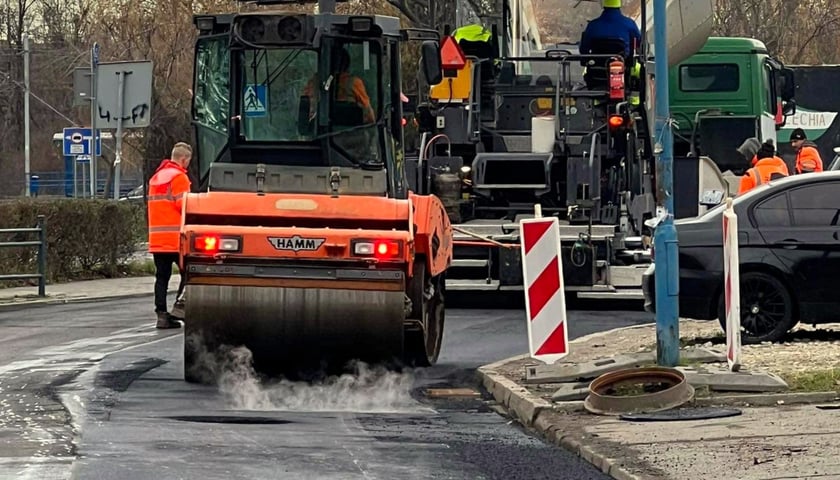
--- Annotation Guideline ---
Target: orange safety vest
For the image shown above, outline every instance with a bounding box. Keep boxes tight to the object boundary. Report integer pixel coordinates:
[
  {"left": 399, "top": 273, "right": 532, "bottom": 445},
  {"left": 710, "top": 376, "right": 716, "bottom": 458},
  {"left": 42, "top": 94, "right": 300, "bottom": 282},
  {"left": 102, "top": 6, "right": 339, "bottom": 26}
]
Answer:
[
  {"left": 795, "top": 143, "right": 823, "bottom": 174},
  {"left": 147, "top": 160, "right": 190, "bottom": 253},
  {"left": 303, "top": 73, "right": 374, "bottom": 123},
  {"left": 738, "top": 157, "right": 789, "bottom": 195}
]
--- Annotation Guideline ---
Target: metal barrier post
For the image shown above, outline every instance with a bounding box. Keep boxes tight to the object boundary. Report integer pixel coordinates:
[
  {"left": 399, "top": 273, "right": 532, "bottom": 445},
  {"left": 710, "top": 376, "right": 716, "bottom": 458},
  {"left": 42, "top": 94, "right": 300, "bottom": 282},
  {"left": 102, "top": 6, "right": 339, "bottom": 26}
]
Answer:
[
  {"left": 37, "top": 215, "right": 46, "bottom": 297},
  {"left": 0, "top": 215, "right": 48, "bottom": 297}
]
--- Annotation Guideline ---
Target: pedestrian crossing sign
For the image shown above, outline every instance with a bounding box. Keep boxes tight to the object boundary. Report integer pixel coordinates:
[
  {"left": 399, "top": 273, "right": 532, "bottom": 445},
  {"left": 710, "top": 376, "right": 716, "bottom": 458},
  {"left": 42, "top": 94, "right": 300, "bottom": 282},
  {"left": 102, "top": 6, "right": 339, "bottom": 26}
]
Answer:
[{"left": 243, "top": 84, "right": 267, "bottom": 117}]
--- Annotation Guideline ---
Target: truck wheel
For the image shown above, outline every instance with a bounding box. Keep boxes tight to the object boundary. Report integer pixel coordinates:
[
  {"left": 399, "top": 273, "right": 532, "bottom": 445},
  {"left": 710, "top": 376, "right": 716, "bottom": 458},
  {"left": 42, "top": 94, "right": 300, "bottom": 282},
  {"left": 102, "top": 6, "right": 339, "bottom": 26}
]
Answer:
[
  {"left": 404, "top": 260, "right": 445, "bottom": 367},
  {"left": 717, "top": 271, "right": 797, "bottom": 344}
]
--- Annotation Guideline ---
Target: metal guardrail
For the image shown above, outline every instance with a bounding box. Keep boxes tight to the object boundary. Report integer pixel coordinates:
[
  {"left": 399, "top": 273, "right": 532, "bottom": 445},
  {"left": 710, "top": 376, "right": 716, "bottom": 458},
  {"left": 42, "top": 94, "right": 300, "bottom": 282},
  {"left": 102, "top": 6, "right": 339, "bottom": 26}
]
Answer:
[{"left": 0, "top": 215, "right": 47, "bottom": 297}]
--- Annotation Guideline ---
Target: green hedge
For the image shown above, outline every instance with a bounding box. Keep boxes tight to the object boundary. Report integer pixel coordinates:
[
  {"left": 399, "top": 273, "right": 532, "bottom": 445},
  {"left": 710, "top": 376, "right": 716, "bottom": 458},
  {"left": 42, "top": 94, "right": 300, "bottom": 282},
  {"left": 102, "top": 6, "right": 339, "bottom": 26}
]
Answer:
[{"left": 0, "top": 198, "right": 147, "bottom": 286}]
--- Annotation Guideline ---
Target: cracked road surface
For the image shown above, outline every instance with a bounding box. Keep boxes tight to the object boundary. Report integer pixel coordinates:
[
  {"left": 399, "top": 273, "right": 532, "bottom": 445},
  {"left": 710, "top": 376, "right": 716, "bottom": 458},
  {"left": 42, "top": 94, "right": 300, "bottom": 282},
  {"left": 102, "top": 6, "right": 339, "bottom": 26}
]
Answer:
[{"left": 0, "top": 294, "right": 652, "bottom": 479}]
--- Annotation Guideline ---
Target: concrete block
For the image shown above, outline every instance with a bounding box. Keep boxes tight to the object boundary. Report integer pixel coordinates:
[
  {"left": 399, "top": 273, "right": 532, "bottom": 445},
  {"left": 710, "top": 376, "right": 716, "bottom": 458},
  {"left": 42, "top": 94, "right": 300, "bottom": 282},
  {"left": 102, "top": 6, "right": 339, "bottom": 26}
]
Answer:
[
  {"left": 508, "top": 390, "right": 539, "bottom": 425},
  {"left": 676, "top": 347, "right": 727, "bottom": 364},
  {"left": 550, "top": 381, "right": 590, "bottom": 401},
  {"left": 525, "top": 355, "right": 643, "bottom": 384},
  {"left": 678, "top": 366, "right": 789, "bottom": 392},
  {"left": 524, "top": 347, "right": 726, "bottom": 384},
  {"left": 492, "top": 380, "right": 512, "bottom": 405}
]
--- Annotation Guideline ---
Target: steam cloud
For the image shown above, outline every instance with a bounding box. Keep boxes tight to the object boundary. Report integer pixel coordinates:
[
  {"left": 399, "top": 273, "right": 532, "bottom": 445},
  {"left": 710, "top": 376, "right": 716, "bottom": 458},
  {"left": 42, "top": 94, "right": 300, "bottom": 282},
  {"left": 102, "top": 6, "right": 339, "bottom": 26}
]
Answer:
[{"left": 186, "top": 334, "right": 428, "bottom": 414}]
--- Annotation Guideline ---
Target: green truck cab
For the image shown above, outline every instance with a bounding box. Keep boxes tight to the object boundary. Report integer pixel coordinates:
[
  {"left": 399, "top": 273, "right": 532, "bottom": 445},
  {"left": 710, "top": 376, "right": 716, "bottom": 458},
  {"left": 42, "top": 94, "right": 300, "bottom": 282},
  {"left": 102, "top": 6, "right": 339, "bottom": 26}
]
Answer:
[{"left": 668, "top": 37, "right": 796, "bottom": 175}]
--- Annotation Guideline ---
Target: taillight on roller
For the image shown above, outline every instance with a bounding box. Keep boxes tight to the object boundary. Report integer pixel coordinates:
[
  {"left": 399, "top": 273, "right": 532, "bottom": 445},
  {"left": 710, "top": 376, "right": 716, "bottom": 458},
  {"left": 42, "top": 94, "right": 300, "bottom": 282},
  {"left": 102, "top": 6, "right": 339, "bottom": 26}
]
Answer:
[
  {"left": 352, "top": 239, "right": 402, "bottom": 260},
  {"left": 193, "top": 234, "right": 241, "bottom": 253},
  {"left": 375, "top": 240, "right": 400, "bottom": 258}
]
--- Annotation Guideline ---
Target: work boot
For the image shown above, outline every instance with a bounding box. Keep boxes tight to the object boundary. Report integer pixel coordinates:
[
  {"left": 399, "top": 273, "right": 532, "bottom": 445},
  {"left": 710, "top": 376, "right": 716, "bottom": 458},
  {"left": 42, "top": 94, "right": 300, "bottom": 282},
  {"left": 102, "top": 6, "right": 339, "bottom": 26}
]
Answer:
[
  {"left": 170, "top": 300, "right": 185, "bottom": 320},
  {"left": 156, "top": 312, "right": 182, "bottom": 329}
]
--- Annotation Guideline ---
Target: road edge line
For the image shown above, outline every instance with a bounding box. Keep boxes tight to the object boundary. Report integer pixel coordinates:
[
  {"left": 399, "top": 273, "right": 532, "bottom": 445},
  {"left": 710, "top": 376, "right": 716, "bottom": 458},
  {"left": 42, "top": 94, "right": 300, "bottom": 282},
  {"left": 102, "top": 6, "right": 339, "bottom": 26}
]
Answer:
[{"left": 0, "top": 289, "right": 177, "bottom": 312}]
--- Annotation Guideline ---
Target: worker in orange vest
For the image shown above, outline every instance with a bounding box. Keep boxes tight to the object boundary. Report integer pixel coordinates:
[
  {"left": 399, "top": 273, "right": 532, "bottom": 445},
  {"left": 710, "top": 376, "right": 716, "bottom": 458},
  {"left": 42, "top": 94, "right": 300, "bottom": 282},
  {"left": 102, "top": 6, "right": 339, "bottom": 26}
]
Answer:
[
  {"left": 147, "top": 142, "right": 192, "bottom": 329},
  {"left": 302, "top": 48, "right": 375, "bottom": 125},
  {"left": 789, "top": 128, "right": 824, "bottom": 174},
  {"left": 738, "top": 140, "right": 789, "bottom": 195}
]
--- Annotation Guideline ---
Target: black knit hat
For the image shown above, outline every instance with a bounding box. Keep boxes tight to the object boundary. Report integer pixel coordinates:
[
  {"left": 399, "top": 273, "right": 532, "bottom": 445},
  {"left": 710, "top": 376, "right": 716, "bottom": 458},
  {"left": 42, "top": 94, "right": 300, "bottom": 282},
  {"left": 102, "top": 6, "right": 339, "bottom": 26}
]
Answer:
[
  {"left": 756, "top": 140, "right": 776, "bottom": 160},
  {"left": 790, "top": 128, "right": 807, "bottom": 141}
]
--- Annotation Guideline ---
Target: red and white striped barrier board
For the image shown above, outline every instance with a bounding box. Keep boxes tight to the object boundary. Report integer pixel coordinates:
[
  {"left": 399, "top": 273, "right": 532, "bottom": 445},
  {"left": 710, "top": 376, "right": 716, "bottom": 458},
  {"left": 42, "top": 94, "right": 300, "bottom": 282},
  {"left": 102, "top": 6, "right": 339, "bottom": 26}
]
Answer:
[
  {"left": 520, "top": 215, "right": 569, "bottom": 364},
  {"left": 722, "top": 198, "right": 741, "bottom": 372}
]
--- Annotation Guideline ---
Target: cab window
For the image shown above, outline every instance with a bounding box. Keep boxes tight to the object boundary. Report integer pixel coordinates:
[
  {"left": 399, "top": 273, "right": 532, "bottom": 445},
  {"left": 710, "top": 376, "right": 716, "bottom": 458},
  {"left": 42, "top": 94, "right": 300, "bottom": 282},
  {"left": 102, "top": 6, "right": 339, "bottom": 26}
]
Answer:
[
  {"left": 193, "top": 35, "right": 230, "bottom": 180},
  {"left": 679, "top": 64, "right": 739, "bottom": 92},
  {"left": 238, "top": 48, "right": 319, "bottom": 142}
]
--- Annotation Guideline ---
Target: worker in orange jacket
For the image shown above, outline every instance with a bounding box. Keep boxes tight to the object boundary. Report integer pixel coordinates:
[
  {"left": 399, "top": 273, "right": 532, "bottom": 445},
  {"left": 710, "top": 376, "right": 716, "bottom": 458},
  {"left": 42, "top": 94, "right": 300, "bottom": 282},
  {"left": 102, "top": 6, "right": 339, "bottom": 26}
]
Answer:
[
  {"left": 302, "top": 48, "right": 375, "bottom": 124},
  {"left": 147, "top": 142, "right": 192, "bottom": 329},
  {"left": 738, "top": 140, "right": 789, "bottom": 195},
  {"left": 789, "top": 128, "right": 824, "bottom": 174}
]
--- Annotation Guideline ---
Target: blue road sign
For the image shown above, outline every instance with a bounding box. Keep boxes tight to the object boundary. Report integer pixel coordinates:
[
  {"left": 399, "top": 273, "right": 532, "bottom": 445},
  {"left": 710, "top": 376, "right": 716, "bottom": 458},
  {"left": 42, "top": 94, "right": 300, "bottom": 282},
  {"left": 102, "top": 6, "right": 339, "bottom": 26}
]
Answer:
[
  {"left": 243, "top": 84, "right": 268, "bottom": 118},
  {"left": 63, "top": 128, "right": 102, "bottom": 157}
]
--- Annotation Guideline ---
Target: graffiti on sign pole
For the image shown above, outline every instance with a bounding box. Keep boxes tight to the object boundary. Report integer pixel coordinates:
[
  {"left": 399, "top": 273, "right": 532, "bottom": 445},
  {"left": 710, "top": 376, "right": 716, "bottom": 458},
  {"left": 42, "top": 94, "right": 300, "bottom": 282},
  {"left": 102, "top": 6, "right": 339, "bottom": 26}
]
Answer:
[
  {"left": 92, "top": 60, "right": 153, "bottom": 129},
  {"left": 98, "top": 103, "right": 150, "bottom": 125}
]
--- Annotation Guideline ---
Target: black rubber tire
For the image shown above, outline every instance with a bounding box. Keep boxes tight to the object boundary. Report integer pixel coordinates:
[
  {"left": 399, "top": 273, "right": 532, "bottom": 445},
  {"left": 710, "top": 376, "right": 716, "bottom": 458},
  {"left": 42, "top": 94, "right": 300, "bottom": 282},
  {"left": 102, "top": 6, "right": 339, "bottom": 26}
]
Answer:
[
  {"left": 717, "top": 271, "right": 797, "bottom": 344},
  {"left": 404, "top": 260, "right": 445, "bottom": 367}
]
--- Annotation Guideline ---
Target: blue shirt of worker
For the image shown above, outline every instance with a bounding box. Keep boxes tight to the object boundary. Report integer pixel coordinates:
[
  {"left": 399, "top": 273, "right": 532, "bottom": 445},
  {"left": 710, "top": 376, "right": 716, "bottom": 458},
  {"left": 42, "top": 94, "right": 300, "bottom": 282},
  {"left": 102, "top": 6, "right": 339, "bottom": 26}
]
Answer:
[{"left": 579, "top": 7, "right": 642, "bottom": 58}]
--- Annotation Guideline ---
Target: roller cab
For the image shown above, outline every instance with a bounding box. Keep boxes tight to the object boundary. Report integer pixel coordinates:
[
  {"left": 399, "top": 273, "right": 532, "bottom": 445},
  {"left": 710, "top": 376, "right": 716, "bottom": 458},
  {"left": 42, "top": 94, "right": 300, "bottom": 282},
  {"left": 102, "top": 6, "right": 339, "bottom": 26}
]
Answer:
[{"left": 183, "top": 8, "right": 450, "bottom": 382}]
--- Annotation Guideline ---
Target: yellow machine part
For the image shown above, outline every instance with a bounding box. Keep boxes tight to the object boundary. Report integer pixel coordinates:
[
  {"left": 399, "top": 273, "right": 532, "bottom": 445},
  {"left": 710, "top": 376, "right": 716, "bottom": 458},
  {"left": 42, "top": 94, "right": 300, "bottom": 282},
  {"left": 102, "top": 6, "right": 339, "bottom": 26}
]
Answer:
[
  {"left": 183, "top": 284, "right": 406, "bottom": 381},
  {"left": 430, "top": 60, "right": 473, "bottom": 102}
]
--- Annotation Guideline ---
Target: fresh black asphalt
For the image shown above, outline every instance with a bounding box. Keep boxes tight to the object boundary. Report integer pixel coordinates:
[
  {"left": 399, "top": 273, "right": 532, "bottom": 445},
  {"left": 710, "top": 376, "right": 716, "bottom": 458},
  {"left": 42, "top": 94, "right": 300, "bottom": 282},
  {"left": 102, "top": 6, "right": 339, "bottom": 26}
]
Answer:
[{"left": 0, "top": 293, "right": 654, "bottom": 479}]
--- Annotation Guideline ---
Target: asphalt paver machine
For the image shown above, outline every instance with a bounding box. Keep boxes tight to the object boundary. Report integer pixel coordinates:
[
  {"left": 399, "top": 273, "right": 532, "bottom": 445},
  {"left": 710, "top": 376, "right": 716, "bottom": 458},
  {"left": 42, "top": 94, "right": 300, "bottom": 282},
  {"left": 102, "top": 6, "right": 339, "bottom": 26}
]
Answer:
[{"left": 409, "top": 3, "right": 656, "bottom": 299}]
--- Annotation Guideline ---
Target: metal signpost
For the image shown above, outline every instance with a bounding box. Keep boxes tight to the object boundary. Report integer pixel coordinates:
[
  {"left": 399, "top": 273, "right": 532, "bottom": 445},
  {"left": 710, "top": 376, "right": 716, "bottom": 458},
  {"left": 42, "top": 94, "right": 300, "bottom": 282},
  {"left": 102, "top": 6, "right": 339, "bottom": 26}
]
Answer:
[
  {"left": 653, "top": 0, "right": 680, "bottom": 367},
  {"left": 23, "top": 34, "right": 30, "bottom": 197},
  {"left": 114, "top": 71, "right": 126, "bottom": 199},
  {"left": 76, "top": 155, "right": 90, "bottom": 197},
  {"left": 90, "top": 43, "right": 100, "bottom": 198}
]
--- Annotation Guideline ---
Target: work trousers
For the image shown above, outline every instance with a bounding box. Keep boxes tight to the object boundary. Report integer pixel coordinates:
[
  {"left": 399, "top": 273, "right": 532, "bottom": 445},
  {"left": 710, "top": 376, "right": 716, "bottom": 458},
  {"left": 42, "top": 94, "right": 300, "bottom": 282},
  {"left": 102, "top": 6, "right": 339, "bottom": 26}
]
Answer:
[{"left": 153, "top": 252, "right": 186, "bottom": 313}]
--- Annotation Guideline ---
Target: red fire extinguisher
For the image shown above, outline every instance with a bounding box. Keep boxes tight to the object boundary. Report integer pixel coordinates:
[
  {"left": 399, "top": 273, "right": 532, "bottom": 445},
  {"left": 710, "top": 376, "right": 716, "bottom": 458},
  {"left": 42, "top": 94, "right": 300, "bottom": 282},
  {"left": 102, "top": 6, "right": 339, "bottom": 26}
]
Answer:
[{"left": 609, "top": 59, "right": 625, "bottom": 100}]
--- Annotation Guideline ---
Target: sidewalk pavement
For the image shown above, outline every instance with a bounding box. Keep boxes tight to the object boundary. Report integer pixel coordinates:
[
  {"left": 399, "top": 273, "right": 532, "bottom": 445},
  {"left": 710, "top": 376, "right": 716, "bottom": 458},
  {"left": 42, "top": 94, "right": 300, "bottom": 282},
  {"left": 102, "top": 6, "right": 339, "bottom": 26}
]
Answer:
[
  {"left": 479, "top": 324, "right": 840, "bottom": 480},
  {"left": 0, "top": 274, "right": 180, "bottom": 311}
]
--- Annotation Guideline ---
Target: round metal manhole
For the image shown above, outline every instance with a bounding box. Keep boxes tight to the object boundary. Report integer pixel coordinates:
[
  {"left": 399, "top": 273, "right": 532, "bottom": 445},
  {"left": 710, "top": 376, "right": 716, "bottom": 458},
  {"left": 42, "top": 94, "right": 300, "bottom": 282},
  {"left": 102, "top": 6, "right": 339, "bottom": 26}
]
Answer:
[
  {"left": 619, "top": 407, "right": 742, "bottom": 422},
  {"left": 584, "top": 366, "right": 695, "bottom": 416},
  {"left": 167, "top": 416, "right": 292, "bottom": 425}
]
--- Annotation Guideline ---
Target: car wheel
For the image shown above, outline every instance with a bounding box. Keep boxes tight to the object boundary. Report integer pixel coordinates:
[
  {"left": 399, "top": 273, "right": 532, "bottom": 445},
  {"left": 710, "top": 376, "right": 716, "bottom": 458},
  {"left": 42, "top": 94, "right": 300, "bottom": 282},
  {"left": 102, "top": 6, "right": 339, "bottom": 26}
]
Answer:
[{"left": 717, "top": 271, "right": 797, "bottom": 344}]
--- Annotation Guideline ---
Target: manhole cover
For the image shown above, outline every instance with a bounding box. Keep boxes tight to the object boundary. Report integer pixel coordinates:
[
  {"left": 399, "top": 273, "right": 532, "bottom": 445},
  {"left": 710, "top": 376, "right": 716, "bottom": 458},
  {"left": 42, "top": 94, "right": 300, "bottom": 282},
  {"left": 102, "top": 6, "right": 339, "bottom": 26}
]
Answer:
[
  {"left": 168, "top": 416, "right": 292, "bottom": 425},
  {"left": 619, "top": 407, "right": 742, "bottom": 422},
  {"left": 585, "top": 366, "right": 694, "bottom": 416}
]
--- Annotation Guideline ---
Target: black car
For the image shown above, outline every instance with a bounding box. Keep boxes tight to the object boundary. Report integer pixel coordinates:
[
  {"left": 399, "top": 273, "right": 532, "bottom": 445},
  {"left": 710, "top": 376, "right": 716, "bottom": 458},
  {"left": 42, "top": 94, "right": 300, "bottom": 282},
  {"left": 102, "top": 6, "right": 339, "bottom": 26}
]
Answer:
[{"left": 643, "top": 171, "right": 840, "bottom": 344}]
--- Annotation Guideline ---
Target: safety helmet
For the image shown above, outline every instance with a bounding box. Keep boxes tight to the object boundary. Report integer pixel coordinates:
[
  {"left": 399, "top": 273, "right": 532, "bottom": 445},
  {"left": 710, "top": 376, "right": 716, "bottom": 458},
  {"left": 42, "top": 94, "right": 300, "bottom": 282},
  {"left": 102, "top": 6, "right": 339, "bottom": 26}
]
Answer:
[{"left": 603, "top": 0, "right": 622, "bottom": 8}]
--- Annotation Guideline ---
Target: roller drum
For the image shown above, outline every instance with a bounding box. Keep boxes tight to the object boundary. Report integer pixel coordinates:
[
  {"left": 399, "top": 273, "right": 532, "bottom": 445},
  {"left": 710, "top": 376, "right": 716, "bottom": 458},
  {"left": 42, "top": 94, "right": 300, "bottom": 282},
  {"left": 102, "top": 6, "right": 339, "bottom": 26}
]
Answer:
[{"left": 184, "top": 284, "right": 406, "bottom": 378}]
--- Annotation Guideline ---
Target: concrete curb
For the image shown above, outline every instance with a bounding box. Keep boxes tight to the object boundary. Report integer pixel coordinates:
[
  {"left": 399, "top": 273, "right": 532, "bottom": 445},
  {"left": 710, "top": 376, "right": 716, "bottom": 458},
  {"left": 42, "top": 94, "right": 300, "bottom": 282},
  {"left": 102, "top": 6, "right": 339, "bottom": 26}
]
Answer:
[
  {"left": 477, "top": 321, "right": 840, "bottom": 480},
  {"left": 0, "top": 288, "right": 177, "bottom": 313},
  {"left": 477, "top": 361, "right": 647, "bottom": 480},
  {"left": 549, "top": 390, "right": 840, "bottom": 413}
]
